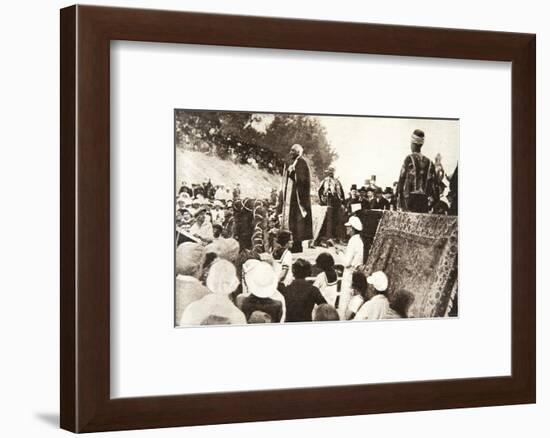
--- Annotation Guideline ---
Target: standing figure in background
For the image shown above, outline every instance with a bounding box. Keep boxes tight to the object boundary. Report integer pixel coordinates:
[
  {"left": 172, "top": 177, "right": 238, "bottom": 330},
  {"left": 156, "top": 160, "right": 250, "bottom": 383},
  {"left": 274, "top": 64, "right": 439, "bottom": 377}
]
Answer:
[
  {"left": 370, "top": 187, "right": 390, "bottom": 210},
  {"left": 434, "top": 153, "right": 448, "bottom": 196},
  {"left": 346, "top": 184, "right": 362, "bottom": 216},
  {"left": 233, "top": 183, "right": 241, "bottom": 200},
  {"left": 396, "top": 129, "right": 439, "bottom": 213},
  {"left": 383, "top": 187, "right": 396, "bottom": 210},
  {"left": 317, "top": 166, "right": 346, "bottom": 245},
  {"left": 277, "top": 144, "right": 313, "bottom": 253},
  {"left": 448, "top": 165, "right": 458, "bottom": 216}
]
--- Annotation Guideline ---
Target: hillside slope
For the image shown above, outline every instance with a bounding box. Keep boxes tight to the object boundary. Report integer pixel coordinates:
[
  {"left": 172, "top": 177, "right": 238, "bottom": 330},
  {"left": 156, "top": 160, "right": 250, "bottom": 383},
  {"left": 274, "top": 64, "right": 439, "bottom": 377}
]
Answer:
[{"left": 176, "top": 149, "right": 282, "bottom": 199}]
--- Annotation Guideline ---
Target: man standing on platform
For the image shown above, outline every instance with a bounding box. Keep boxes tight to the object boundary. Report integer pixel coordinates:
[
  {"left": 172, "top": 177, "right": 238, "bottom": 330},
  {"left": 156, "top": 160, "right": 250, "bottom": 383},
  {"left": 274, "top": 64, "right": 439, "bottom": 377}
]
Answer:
[
  {"left": 278, "top": 144, "right": 313, "bottom": 253},
  {"left": 397, "top": 129, "right": 439, "bottom": 213},
  {"left": 317, "top": 166, "right": 346, "bottom": 245}
]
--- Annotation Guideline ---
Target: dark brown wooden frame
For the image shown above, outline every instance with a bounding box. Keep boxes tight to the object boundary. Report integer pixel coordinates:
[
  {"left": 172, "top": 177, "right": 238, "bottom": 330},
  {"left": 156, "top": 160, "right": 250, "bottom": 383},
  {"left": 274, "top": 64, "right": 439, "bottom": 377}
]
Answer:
[{"left": 60, "top": 5, "right": 536, "bottom": 433}]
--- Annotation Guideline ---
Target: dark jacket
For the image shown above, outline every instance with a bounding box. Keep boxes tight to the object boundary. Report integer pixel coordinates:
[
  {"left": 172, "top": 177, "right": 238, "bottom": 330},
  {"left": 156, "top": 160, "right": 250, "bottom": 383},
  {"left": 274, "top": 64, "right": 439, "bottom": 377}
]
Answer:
[
  {"left": 281, "top": 279, "right": 326, "bottom": 322},
  {"left": 241, "top": 295, "right": 283, "bottom": 323}
]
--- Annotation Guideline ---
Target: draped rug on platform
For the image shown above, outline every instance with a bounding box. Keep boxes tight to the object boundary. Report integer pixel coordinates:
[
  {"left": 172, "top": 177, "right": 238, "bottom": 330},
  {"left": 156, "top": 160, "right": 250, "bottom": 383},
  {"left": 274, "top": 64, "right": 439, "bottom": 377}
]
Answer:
[{"left": 363, "top": 211, "right": 458, "bottom": 318}]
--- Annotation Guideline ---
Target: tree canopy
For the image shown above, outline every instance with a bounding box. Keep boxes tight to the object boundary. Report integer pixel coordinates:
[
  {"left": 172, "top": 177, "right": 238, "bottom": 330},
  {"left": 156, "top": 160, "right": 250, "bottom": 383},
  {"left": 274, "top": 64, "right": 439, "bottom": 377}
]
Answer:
[{"left": 175, "top": 110, "right": 337, "bottom": 178}]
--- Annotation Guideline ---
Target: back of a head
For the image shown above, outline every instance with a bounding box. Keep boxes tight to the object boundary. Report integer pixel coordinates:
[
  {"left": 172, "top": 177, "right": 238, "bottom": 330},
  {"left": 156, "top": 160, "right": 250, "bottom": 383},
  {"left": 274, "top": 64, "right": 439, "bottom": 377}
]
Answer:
[
  {"left": 351, "top": 271, "right": 368, "bottom": 296},
  {"left": 200, "top": 315, "right": 232, "bottom": 325},
  {"left": 276, "top": 230, "right": 292, "bottom": 248},
  {"left": 206, "top": 237, "right": 240, "bottom": 263},
  {"left": 313, "top": 304, "right": 340, "bottom": 322},
  {"left": 316, "top": 252, "right": 335, "bottom": 273},
  {"left": 292, "top": 258, "right": 312, "bottom": 280},
  {"left": 390, "top": 289, "right": 415, "bottom": 318},
  {"left": 206, "top": 259, "right": 239, "bottom": 295},
  {"left": 411, "top": 129, "right": 425, "bottom": 151},
  {"left": 176, "top": 242, "right": 206, "bottom": 278},
  {"left": 248, "top": 310, "right": 273, "bottom": 324}
]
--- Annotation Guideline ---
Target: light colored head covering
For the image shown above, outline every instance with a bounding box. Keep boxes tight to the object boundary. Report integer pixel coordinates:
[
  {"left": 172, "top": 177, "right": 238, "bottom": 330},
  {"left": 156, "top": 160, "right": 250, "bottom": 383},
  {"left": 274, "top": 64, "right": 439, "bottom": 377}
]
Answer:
[
  {"left": 206, "top": 259, "right": 239, "bottom": 295},
  {"left": 175, "top": 275, "right": 210, "bottom": 324},
  {"left": 344, "top": 216, "right": 363, "bottom": 232},
  {"left": 244, "top": 261, "right": 278, "bottom": 298},
  {"left": 411, "top": 129, "right": 425, "bottom": 146},
  {"left": 176, "top": 242, "right": 206, "bottom": 278},
  {"left": 367, "top": 271, "right": 389, "bottom": 292},
  {"left": 205, "top": 238, "right": 240, "bottom": 263}
]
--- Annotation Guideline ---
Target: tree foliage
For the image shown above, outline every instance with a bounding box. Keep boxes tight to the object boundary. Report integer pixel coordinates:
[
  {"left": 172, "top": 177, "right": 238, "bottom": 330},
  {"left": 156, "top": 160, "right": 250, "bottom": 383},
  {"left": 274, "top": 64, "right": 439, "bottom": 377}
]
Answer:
[{"left": 175, "top": 111, "right": 337, "bottom": 178}]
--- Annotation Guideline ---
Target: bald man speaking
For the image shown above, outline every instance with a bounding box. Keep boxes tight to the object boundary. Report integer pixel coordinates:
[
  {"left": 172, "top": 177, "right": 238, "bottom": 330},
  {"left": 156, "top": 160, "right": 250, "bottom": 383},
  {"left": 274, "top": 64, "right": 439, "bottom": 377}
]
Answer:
[{"left": 278, "top": 144, "right": 313, "bottom": 253}]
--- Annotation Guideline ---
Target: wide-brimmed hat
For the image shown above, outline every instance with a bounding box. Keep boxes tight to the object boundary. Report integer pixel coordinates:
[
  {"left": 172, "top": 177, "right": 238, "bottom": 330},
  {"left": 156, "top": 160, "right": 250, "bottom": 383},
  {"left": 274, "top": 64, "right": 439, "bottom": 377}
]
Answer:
[
  {"left": 384, "top": 187, "right": 394, "bottom": 195},
  {"left": 206, "top": 238, "right": 240, "bottom": 263},
  {"left": 175, "top": 242, "right": 206, "bottom": 277},
  {"left": 350, "top": 184, "right": 358, "bottom": 191},
  {"left": 213, "top": 200, "right": 224, "bottom": 208},
  {"left": 344, "top": 216, "right": 363, "bottom": 232},
  {"left": 367, "top": 271, "right": 388, "bottom": 292},
  {"left": 244, "top": 261, "right": 278, "bottom": 298},
  {"left": 206, "top": 259, "right": 239, "bottom": 295}
]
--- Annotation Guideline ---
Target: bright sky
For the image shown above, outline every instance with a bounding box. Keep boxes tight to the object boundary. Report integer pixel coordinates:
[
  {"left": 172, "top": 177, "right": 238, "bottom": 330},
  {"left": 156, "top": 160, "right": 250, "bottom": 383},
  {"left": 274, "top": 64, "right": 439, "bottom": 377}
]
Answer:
[{"left": 318, "top": 115, "right": 459, "bottom": 191}]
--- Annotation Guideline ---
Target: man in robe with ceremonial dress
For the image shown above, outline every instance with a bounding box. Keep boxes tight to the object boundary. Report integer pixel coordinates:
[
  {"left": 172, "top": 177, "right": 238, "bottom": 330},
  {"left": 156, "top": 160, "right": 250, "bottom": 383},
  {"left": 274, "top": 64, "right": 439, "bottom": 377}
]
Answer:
[{"left": 278, "top": 144, "right": 313, "bottom": 253}]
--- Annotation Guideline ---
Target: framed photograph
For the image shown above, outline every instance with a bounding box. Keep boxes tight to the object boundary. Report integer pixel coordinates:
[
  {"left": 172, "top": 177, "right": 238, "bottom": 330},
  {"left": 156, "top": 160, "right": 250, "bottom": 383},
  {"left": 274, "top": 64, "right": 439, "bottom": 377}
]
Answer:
[{"left": 60, "top": 5, "right": 535, "bottom": 433}]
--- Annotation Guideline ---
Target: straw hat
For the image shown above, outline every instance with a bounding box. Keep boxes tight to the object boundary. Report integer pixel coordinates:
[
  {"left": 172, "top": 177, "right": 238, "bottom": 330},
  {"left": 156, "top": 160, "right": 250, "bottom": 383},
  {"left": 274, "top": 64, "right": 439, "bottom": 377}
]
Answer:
[{"left": 244, "top": 261, "right": 278, "bottom": 298}]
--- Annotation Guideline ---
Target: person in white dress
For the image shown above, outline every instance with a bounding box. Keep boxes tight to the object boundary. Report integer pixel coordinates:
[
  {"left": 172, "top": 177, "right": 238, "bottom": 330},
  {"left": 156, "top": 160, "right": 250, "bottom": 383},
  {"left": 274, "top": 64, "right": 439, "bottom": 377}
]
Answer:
[
  {"left": 336, "top": 216, "right": 364, "bottom": 319},
  {"left": 313, "top": 252, "right": 340, "bottom": 307},
  {"left": 273, "top": 230, "right": 294, "bottom": 287}
]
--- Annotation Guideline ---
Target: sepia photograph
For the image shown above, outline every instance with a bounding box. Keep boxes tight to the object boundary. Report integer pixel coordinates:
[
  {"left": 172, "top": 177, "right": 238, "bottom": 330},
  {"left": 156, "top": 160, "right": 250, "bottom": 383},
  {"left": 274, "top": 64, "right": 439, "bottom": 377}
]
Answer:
[{"left": 174, "top": 110, "right": 459, "bottom": 327}]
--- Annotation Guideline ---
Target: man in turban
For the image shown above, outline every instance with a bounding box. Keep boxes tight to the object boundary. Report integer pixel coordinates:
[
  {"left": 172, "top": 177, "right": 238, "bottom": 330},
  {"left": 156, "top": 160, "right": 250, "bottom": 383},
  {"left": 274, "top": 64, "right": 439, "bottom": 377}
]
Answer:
[
  {"left": 277, "top": 144, "right": 313, "bottom": 253},
  {"left": 396, "top": 129, "right": 439, "bottom": 213}
]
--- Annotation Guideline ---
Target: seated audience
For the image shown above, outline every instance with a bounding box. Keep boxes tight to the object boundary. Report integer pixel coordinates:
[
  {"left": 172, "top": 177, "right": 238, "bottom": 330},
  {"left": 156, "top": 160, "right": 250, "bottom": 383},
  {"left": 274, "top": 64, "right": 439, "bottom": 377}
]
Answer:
[
  {"left": 281, "top": 259, "right": 327, "bottom": 323},
  {"left": 180, "top": 259, "right": 246, "bottom": 325}
]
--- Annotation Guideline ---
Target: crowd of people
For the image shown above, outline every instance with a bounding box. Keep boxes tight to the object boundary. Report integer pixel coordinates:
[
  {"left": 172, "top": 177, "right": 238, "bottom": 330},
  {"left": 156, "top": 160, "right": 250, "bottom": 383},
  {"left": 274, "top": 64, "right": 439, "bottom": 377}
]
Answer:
[
  {"left": 179, "top": 129, "right": 285, "bottom": 174},
  {"left": 314, "top": 130, "right": 457, "bottom": 246},
  {"left": 176, "top": 230, "right": 413, "bottom": 326},
  {"left": 175, "top": 128, "right": 457, "bottom": 325}
]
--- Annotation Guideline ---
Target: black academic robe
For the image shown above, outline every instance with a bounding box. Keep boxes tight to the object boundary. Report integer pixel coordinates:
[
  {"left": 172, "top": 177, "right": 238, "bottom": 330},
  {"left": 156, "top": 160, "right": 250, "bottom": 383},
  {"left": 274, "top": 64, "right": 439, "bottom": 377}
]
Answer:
[{"left": 279, "top": 156, "right": 313, "bottom": 242}]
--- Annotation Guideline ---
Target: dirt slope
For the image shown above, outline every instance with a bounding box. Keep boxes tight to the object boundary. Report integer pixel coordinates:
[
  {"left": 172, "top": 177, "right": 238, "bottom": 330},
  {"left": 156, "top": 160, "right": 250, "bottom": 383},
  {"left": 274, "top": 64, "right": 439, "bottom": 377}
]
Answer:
[{"left": 176, "top": 149, "right": 282, "bottom": 199}]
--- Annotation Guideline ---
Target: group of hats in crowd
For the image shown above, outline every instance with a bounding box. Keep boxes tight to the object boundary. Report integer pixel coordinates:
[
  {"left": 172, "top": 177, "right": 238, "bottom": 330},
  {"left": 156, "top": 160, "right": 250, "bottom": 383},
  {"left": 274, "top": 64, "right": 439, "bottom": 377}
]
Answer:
[{"left": 174, "top": 232, "right": 406, "bottom": 326}]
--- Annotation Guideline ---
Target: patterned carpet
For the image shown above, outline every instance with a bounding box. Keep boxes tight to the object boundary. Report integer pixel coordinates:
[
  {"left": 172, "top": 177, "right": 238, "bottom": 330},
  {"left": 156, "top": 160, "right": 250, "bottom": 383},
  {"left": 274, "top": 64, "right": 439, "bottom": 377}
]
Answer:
[{"left": 363, "top": 211, "right": 458, "bottom": 318}]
